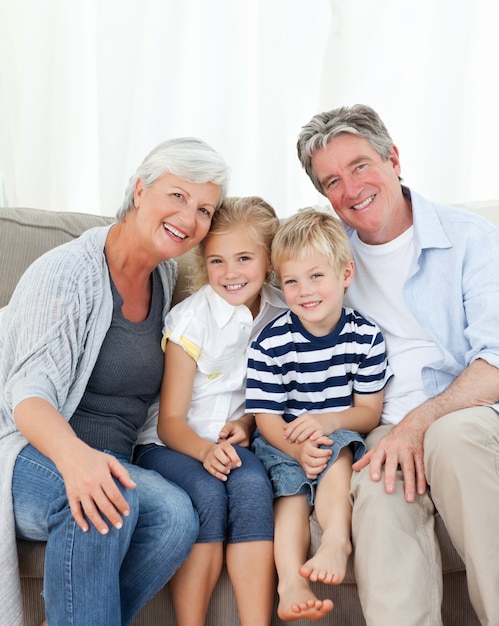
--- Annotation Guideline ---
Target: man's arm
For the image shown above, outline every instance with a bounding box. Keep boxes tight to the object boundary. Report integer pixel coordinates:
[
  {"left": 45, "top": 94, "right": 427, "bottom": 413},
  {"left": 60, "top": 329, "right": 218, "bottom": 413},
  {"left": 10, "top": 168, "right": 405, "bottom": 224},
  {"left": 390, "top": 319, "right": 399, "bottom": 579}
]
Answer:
[{"left": 353, "top": 358, "right": 499, "bottom": 502}]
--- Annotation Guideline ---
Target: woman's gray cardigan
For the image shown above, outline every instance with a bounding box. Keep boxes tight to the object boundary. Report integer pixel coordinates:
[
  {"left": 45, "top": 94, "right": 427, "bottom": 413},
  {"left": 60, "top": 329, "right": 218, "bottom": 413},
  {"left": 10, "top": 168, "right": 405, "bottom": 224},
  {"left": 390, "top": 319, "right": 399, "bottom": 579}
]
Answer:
[{"left": 0, "top": 225, "right": 177, "bottom": 625}]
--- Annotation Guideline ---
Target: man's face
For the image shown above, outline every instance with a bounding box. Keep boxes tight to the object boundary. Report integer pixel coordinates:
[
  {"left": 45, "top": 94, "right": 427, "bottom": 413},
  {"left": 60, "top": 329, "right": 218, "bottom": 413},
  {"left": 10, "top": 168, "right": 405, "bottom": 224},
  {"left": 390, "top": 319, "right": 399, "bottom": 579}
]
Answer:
[{"left": 310, "top": 134, "right": 411, "bottom": 244}]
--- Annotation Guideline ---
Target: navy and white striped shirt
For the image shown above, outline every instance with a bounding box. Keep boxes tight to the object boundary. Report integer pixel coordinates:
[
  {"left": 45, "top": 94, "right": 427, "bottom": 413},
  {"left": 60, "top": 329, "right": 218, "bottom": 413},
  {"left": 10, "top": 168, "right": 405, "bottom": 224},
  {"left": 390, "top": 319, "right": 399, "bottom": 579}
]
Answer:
[{"left": 246, "top": 307, "right": 392, "bottom": 423}]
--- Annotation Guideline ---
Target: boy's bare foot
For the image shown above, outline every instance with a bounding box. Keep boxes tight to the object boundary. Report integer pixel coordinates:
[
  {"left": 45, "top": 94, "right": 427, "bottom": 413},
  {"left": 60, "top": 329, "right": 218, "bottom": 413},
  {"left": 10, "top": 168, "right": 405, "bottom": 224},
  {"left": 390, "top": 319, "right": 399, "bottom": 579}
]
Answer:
[
  {"left": 299, "top": 534, "right": 352, "bottom": 585},
  {"left": 277, "top": 581, "right": 334, "bottom": 621}
]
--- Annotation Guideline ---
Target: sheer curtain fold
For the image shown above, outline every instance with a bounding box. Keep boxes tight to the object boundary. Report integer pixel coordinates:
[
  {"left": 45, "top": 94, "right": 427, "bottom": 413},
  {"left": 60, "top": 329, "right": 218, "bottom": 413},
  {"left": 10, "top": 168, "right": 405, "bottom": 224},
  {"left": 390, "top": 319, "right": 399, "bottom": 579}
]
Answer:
[
  {"left": 1, "top": 0, "right": 498, "bottom": 217},
  {"left": 0, "top": 0, "right": 330, "bottom": 216},
  {"left": 324, "top": 0, "right": 499, "bottom": 205}
]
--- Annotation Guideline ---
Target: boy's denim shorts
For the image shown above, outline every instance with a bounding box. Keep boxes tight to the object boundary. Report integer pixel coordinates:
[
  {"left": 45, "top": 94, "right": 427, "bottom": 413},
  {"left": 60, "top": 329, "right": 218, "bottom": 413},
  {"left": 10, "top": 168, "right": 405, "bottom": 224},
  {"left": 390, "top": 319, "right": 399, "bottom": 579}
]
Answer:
[{"left": 251, "top": 429, "right": 365, "bottom": 506}]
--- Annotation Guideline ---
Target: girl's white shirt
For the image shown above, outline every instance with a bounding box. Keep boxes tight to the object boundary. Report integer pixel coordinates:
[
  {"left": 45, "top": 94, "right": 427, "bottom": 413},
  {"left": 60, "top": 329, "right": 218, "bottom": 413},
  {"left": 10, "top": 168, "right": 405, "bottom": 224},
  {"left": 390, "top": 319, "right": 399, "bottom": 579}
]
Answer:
[{"left": 137, "top": 282, "right": 287, "bottom": 444}]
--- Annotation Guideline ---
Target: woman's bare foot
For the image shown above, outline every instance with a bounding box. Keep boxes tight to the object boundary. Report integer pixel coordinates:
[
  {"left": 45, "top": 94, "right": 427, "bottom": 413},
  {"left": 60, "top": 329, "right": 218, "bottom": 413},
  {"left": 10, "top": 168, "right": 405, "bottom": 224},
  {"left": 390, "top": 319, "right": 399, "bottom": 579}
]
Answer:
[
  {"left": 277, "top": 580, "right": 334, "bottom": 621},
  {"left": 299, "top": 533, "right": 352, "bottom": 585},
  {"left": 40, "top": 621, "right": 48, "bottom": 626}
]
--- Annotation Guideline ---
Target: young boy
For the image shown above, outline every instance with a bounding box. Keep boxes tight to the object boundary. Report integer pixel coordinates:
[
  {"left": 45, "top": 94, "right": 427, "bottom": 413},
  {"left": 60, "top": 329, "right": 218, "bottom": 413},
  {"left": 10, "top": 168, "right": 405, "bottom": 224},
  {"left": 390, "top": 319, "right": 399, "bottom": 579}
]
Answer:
[{"left": 246, "top": 209, "right": 392, "bottom": 622}]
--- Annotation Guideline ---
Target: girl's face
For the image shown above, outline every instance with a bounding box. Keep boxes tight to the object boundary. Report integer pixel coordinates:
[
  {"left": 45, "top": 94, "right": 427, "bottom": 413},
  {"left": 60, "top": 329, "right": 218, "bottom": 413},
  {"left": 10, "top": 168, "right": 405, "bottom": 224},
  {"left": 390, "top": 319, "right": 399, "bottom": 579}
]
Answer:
[{"left": 204, "top": 225, "right": 272, "bottom": 318}]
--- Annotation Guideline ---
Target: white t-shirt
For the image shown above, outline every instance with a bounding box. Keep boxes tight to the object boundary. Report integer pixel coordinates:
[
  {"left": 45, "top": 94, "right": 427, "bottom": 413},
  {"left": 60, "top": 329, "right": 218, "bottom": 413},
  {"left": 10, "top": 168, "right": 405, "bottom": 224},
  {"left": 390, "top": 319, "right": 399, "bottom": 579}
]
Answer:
[
  {"left": 344, "top": 227, "right": 442, "bottom": 425},
  {"left": 138, "top": 283, "right": 287, "bottom": 444}
]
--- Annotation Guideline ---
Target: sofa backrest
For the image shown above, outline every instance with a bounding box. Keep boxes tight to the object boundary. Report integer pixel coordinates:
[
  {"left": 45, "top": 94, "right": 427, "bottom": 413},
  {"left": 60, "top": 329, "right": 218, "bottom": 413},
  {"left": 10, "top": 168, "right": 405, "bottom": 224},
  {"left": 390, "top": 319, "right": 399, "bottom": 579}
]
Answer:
[
  {"left": 452, "top": 200, "right": 499, "bottom": 228},
  {"left": 0, "top": 207, "right": 113, "bottom": 307},
  {"left": 0, "top": 206, "right": 194, "bottom": 308},
  {"left": 1, "top": 201, "right": 497, "bottom": 308}
]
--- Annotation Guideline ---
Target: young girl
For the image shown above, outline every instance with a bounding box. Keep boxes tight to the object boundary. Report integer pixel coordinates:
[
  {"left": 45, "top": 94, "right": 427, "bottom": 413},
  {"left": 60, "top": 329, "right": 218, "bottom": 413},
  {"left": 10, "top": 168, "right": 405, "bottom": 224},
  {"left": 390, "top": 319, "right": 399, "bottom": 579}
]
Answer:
[{"left": 134, "top": 196, "right": 287, "bottom": 626}]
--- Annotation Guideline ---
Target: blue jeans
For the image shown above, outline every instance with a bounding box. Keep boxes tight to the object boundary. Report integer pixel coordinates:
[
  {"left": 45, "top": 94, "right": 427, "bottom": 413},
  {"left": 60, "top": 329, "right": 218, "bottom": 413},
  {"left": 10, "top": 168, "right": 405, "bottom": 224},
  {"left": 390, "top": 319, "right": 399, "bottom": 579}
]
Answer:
[
  {"left": 252, "top": 429, "right": 366, "bottom": 506},
  {"left": 12, "top": 445, "right": 199, "bottom": 626},
  {"left": 134, "top": 443, "right": 274, "bottom": 543}
]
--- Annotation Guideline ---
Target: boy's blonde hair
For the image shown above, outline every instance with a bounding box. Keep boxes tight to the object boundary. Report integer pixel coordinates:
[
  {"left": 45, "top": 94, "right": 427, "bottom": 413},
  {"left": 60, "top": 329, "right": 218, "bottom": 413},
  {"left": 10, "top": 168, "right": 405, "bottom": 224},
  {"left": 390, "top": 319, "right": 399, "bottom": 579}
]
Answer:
[
  {"left": 188, "top": 196, "right": 278, "bottom": 293},
  {"left": 271, "top": 208, "right": 352, "bottom": 278}
]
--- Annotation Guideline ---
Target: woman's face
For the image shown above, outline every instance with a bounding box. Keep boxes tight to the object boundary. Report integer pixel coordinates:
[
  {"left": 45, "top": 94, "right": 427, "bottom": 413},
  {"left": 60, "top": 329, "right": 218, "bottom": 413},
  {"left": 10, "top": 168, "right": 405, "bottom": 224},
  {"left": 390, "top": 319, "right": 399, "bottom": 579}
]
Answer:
[{"left": 133, "top": 173, "right": 221, "bottom": 261}]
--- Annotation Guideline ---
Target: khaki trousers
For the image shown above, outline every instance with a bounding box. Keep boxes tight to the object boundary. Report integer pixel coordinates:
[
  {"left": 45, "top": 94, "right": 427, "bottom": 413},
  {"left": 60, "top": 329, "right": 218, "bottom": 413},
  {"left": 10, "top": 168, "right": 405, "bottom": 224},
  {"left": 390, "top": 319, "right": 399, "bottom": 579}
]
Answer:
[{"left": 350, "top": 407, "right": 499, "bottom": 626}]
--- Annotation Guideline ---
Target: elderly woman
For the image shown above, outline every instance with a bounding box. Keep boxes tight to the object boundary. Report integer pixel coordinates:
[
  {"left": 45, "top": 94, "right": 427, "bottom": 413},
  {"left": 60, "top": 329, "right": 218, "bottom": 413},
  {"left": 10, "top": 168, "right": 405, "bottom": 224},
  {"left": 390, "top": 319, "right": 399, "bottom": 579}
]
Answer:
[{"left": 0, "top": 137, "right": 230, "bottom": 626}]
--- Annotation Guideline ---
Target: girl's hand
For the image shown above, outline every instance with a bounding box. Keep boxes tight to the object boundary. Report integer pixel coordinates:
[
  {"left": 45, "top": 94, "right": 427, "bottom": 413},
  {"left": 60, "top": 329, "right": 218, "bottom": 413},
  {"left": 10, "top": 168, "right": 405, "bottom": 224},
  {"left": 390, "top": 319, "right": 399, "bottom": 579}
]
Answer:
[
  {"left": 218, "top": 414, "right": 254, "bottom": 447},
  {"left": 202, "top": 441, "right": 242, "bottom": 481},
  {"left": 283, "top": 413, "right": 326, "bottom": 444},
  {"left": 299, "top": 437, "right": 333, "bottom": 479}
]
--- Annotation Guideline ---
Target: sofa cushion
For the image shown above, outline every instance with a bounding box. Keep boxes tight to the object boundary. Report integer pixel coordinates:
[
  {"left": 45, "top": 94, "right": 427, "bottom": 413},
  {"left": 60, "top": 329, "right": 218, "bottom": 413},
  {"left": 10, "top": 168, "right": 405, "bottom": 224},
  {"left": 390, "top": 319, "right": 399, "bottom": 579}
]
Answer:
[{"left": 0, "top": 206, "right": 114, "bottom": 308}]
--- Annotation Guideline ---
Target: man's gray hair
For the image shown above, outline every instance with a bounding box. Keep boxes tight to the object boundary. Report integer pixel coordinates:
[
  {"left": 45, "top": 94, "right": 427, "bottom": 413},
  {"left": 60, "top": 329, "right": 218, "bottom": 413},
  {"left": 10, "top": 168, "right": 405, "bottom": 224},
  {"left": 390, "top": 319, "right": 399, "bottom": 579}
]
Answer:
[{"left": 297, "top": 104, "right": 394, "bottom": 194}]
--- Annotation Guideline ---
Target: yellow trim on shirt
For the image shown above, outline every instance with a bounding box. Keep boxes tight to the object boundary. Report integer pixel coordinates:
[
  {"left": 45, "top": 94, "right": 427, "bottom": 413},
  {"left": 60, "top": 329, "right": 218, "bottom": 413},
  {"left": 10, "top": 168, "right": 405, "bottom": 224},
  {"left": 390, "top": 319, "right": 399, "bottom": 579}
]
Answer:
[{"left": 161, "top": 331, "right": 201, "bottom": 362}]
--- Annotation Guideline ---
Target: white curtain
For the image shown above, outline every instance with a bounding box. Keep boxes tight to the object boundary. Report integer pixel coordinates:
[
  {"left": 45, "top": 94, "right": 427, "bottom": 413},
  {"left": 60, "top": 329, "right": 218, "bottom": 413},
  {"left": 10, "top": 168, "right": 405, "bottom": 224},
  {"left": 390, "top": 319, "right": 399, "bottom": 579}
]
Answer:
[
  {"left": 1, "top": 0, "right": 498, "bottom": 218},
  {"left": 322, "top": 0, "right": 499, "bottom": 206},
  {"left": 0, "top": 0, "right": 330, "bottom": 216}
]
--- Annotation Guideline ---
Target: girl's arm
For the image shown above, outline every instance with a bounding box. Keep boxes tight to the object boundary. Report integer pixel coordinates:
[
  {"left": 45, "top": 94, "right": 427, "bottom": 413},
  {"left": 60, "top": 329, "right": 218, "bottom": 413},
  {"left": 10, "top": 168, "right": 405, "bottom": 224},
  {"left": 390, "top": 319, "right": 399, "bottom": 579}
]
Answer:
[
  {"left": 158, "top": 341, "right": 241, "bottom": 479},
  {"left": 283, "top": 390, "right": 384, "bottom": 444},
  {"left": 14, "top": 398, "right": 134, "bottom": 535}
]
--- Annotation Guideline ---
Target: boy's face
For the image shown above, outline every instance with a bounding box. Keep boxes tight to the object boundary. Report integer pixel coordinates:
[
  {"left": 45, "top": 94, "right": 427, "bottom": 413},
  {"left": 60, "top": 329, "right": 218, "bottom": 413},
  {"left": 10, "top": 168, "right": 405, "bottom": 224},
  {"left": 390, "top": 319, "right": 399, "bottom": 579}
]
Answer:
[{"left": 279, "top": 252, "right": 354, "bottom": 336}]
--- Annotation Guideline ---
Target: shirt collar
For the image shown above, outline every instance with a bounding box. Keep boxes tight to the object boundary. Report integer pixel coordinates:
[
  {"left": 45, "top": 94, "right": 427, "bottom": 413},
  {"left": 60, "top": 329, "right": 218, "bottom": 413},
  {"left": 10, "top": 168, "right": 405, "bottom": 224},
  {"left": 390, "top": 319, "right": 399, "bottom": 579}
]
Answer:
[
  {"left": 204, "top": 283, "right": 286, "bottom": 329},
  {"left": 205, "top": 285, "right": 252, "bottom": 329},
  {"left": 403, "top": 186, "right": 452, "bottom": 252}
]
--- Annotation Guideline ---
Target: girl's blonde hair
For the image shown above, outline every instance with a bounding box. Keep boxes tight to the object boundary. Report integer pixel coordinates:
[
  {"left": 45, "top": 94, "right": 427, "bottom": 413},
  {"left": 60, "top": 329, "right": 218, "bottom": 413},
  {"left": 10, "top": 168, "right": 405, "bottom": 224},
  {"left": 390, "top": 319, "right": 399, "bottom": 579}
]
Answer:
[
  {"left": 271, "top": 208, "right": 352, "bottom": 278},
  {"left": 188, "top": 196, "right": 279, "bottom": 293}
]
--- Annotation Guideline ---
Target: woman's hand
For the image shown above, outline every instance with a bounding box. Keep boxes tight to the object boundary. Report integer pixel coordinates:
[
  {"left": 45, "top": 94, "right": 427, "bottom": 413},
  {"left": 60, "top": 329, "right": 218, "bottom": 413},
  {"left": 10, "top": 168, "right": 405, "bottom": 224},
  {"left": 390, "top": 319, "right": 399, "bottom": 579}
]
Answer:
[
  {"left": 14, "top": 397, "right": 135, "bottom": 535},
  {"left": 57, "top": 442, "right": 136, "bottom": 534},
  {"left": 202, "top": 440, "right": 242, "bottom": 481}
]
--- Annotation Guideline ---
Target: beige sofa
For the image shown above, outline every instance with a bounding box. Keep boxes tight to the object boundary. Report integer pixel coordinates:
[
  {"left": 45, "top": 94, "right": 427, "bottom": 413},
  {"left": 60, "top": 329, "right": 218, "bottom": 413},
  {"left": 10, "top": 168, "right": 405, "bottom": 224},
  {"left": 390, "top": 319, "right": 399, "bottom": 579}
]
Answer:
[{"left": 3, "top": 202, "right": 495, "bottom": 625}]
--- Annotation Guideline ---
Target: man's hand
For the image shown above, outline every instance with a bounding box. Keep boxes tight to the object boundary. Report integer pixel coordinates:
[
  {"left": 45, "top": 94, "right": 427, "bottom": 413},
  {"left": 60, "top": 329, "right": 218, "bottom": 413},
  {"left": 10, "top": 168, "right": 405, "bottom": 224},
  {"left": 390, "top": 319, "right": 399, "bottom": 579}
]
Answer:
[{"left": 352, "top": 412, "right": 429, "bottom": 502}]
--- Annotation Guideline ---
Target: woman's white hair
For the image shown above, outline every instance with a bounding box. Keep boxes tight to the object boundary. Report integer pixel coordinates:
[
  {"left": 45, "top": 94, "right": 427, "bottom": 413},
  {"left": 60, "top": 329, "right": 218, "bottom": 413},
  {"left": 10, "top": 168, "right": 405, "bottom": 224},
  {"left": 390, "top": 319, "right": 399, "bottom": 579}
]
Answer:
[{"left": 116, "top": 137, "right": 230, "bottom": 221}]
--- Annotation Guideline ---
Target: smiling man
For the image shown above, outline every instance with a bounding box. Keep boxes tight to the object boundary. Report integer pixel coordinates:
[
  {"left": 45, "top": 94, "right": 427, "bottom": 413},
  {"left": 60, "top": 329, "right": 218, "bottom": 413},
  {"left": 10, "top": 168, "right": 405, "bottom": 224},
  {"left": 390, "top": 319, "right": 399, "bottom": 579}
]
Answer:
[{"left": 296, "top": 104, "right": 499, "bottom": 626}]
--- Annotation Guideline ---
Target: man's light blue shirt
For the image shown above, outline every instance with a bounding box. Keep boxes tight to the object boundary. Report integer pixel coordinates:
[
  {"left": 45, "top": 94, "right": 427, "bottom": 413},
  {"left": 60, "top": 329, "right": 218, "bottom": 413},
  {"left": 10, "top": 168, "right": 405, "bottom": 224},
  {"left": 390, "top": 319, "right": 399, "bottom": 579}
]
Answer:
[{"left": 344, "top": 187, "right": 499, "bottom": 410}]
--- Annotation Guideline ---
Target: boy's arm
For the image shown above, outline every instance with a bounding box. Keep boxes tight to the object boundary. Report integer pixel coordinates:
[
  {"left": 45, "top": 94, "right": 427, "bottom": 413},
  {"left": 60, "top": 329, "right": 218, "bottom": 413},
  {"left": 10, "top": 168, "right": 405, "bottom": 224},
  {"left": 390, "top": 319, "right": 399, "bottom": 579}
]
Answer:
[
  {"left": 255, "top": 412, "right": 333, "bottom": 476},
  {"left": 255, "top": 412, "right": 306, "bottom": 461},
  {"left": 283, "top": 390, "right": 384, "bottom": 444},
  {"left": 254, "top": 411, "right": 330, "bottom": 457}
]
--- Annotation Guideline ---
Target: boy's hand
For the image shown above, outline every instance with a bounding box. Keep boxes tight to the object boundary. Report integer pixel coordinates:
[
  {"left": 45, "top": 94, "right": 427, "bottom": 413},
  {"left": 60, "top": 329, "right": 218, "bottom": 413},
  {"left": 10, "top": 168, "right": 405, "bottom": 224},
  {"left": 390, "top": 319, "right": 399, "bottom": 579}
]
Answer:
[
  {"left": 283, "top": 413, "right": 326, "bottom": 443},
  {"left": 299, "top": 437, "right": 333, "bottom": 479},
  {"left": 203, "top": 441, "right": 242, "bottom": 481}
]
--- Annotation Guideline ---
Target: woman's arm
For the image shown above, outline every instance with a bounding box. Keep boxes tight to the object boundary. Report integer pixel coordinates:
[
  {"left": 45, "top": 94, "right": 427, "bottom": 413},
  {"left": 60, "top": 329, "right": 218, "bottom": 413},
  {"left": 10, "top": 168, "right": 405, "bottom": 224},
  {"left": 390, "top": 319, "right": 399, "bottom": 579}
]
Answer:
[{"left": 14, "top": 398, "right": 135, "bottom": 535}]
